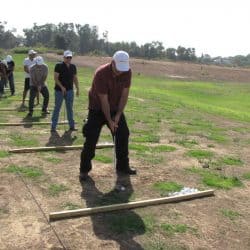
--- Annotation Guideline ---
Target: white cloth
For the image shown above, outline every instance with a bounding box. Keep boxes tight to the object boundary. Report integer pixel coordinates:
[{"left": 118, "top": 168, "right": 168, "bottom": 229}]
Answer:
[{"left": 23, "top": 57, "right": 36, "bottom": 78}]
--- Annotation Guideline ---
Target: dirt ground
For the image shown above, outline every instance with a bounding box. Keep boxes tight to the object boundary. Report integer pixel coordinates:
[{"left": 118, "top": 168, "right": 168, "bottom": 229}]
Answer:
[{"left": 0, "top": 56, "right": 250, "bottom": 250}]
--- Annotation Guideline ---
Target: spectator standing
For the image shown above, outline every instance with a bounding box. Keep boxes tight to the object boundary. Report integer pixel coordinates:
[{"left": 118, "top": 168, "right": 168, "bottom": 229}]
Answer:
[
  {"left": 6, "top": 55, "right": 15, "bottom": 96},
  {"left": 51, "top": 50, "right": 79, "bottom": 132},
  {"left": 28, "top": 56, "right": 50, "bottom": 117},
  {"left": 0, "top": 60, "right": 7, "bottom": 98},
  {"left": 22, "top": 50, "right": 38, "bottom": 107}
]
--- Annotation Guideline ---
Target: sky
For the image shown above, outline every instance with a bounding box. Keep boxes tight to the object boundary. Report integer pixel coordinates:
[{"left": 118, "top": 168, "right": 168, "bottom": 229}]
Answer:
[{"left": 1, "top": 0, "right": 250, "bottom": 57}]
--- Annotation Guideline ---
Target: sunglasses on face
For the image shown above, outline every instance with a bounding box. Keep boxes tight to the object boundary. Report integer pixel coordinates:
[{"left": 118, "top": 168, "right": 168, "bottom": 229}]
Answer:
[{"left": 66, "top": 56, "right": 72, "bottom": 59}]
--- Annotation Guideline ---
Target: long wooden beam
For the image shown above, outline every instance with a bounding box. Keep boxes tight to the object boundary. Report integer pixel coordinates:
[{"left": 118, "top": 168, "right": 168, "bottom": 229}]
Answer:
[
  {"left": 0, "top": 108, "right": 50, "bottom": 111},
  {"left": 9, "top": 143, "right": 114, "bottom": 153},
  {"left": 49, "top": 189, "right": 214, "bottom": 221},
  {"left": 0, "top": 121, "right": 67, "bottom": 126}
]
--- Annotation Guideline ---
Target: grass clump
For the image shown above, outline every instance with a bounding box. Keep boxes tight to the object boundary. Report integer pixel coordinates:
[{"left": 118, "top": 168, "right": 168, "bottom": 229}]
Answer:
[
  {"left": 160, "top": 223, "right": 189, "bottom": 235},
  {"left": 0, "top": 150, "right": 10, "bottom": 158},
  {"left": 62, "top": 202, "right": 81, "bottom": 210},
  {"left": 221, "top": 209, "right": 241, "bottom": 220},
  {"left": 5, "top": 165, "right": 43, "bottom": 179},
  {"left": 94, "top": 154, "right": 112, "bottom": 163},
  {"left": 186, "top": 149, "right": 214, "bottom": 159},
  {"left": 243, "top": 172, "right": 250, "bottom": 180},
  {"left": 9, "top": 133, "right": 39, "bottom": 147},
  {"left": 175, "top": 138, "right": 198, "bottom": 148},
  {"left": 44, "top": 157, "right": 62, "bottom": 164},
  {"left": 186, "top": 167, "right": 243, "bottom": 189},
  {"left": 48, "top": 184, "right": 69, "bottom": 197},
  {"left": 153, "top": 181, "right": 183, "bottom": 196},
  {"left": 220, "top": 156, "right": 243, "bottom": 166}
]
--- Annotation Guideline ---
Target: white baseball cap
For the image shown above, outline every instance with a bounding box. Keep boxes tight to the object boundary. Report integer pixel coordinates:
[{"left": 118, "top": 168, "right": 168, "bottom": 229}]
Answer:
[
  {"left": 6, "top": 55, "right": 13, "bottom": 62},
  {"left": 35, "top": 56, "right": 44, "bottom": 65},
  {"left": 63, "top": 50, "right": 73, "bottom": 57},
  {"left": 113, "top": 51, "right": 130, "bottom": 72},
  {"left": 28, "top": 49, "right": 37, "bottom": 55}
]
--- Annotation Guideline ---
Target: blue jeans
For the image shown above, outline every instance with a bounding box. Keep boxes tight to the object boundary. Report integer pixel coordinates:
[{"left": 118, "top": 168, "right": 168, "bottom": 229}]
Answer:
[{"left": 51, "top": 90, "right": 75, "bottom": 130}]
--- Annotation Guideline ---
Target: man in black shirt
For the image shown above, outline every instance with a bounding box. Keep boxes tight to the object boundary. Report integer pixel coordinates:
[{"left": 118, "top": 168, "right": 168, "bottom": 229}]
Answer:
[{"left": 51, "top": 50, "right": 79, "bottom": 132}]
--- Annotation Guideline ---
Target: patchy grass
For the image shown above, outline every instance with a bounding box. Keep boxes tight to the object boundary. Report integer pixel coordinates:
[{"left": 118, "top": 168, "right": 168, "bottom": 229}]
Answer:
[
  {"left": 5, "top": 165, "right": 43, "bottom": 179},
  {"left": 132, "top": 134, "right": 160, "bottom": 143},
  {"left": 186, "top": 167, "right": 243, "bottom": 189},
  {"left": 9, "top": 132, "right": 39, "bottom": 147},
  {"left": 61, "top": 202, "right": 81, "bottom": 210},
  {"left": 219, "top": 156, "right": 243, "bottom": 166},
  {"left": 0, "top": 150, "right": 10, "bottom": 158},
  {"left": 160, "top": 223, "right": 196, "bottom": 236},
  {"left": 48, "top": 184, "right": 69, "bottom": 197},
  {"left": 242, "top": 172, "right": 250, "bottom": 180},
  {"left": 220, "top": 209, "right": 241, "bottom": 221},
  {"left": 44, "top": 157, "right": 63, "bottom": 164},
  {"left": 186, "top": 149, "right": 214, "bottom": 159},
  {"left": 94, "top": 154, "right": 112, "bottom": 164},
  {"left": 175, "top": 138, "right": 198, "bottom": 148},
  {"left": 153, "top": 181, "right": 183, "bottom": 196}
]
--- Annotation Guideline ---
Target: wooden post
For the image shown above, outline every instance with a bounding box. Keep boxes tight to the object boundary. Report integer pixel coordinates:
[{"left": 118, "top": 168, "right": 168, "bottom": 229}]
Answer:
[
  {"left": 9, "top": 143, "right": 114, "bottom": 153},
  {"left": 0, "top": 121, "right": 68, "bottom": 126},
  {"left": 49, "top": 189, "right": 214, "bottom": 221}
]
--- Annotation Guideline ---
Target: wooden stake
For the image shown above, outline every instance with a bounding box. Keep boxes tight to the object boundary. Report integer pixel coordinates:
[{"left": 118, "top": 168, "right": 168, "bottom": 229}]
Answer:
[
  {"left": 9, "top": 143, "right": 114, "bottom": 153},
  {"left": 49, "top": 189, "right": 214, "bottom": 221},
  {"left": 0, "top": 121, "right": 67, "bottom": 126}
]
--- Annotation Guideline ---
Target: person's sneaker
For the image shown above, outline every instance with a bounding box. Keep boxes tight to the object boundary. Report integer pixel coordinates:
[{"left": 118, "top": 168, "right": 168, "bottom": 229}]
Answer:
[
  {"left": 69, "top": 127, "right": 78, "bottom": 131},
  {"left": 27, "top": 112, "right": 33, "bottom": 117},
  {"left": 117, "top": 167, "right": 137, "bottom": 175},
  {"left": 79, "top": 172, "right": 89, "bottom": 182}
]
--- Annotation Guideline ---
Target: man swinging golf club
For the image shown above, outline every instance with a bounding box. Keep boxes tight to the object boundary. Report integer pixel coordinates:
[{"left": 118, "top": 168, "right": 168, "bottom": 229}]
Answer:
[{"left": 79, "top": 50, "right": 136, "bottom": 181}]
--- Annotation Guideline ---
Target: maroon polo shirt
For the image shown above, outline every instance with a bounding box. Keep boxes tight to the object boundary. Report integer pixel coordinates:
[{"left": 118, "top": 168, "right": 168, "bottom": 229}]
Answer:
[{"left": 88, "top": 63, "right": 131, "bottom": 112}]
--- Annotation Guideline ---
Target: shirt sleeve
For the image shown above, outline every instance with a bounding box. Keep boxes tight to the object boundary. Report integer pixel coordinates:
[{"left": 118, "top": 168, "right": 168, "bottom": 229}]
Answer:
[
  {"left": 54, "top": 63, "right": 61, "bottom": 73},
  {"left": 94, "top": 70, "right": 108, "bottom": 95}
]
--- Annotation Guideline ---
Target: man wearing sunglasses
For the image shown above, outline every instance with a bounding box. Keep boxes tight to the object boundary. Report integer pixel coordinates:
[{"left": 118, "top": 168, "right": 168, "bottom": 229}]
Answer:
[
  {"left": 51, "top": 50, "right": 79, "bottom": 132},
  {"left": 79, "top": 50, "right": 136, "bottom": 181}
]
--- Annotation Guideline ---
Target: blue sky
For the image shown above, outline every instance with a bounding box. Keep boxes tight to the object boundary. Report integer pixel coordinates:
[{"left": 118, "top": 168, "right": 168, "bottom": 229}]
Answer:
[{"left": 2, "top": 0, "right": 250, "bottom": 57}]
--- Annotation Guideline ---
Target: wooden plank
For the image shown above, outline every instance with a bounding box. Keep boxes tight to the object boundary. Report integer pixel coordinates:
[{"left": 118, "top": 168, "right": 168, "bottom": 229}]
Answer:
[
  {"left": 0, "top": 108, "right": 49, "bottom": 111},
  {"left": 49, "top": 189, "right": 214, "bottom": 221},
  {"left": 9, "top": 143, "right": 114, "bottom": 153},
  {"left": 0, "top": 121, "right": 67, "bottom": 126}
]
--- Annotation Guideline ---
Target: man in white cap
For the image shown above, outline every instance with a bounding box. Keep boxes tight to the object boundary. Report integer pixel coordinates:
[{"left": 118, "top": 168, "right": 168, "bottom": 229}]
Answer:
[
  {"left": 28, "top": 56, "right": 49, "bottom": 117},
  {"left": 5, "top": 55, "right": 15, "bottom": 96},
  {"left": 51, "top": 50, "right": 79, "bottom": 132},
  {"left": 79, "top": 50, "right": 136, "bottom": 181},
  {"left": 22, "top": 49, "right": 39, "bottom": 107}
]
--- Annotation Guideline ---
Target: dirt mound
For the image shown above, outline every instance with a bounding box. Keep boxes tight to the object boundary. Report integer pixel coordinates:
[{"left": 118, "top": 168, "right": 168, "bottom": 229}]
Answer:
[{"left": 46, "top": 53, "right": 250, "bottom": 83}]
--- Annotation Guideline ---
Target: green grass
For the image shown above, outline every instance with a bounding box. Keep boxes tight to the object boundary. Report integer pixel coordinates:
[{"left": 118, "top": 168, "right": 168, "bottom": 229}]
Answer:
[
  {"left": 219, "top": 156, "right": 243, "bottom": 166},
  {"left": 243, "top": 172, "right": 250, "bottom": 180},
  {"left": 160, "top": 223, "right": 197, "bottom": 236},
  {"left": 9, "top": 132, "right": 39, "bottom": 147},
  {"left": 175, "top": 138, "right": 198, "bottom": 148},
  {"left": 186, "top": 149, "right": 214, "bottom": 159},
  {"left": 153, "top": 181, "right": 183, "bottom": 195},
  {"left": 0, "top": 150, "right": 10, "bottom": 158},
  {"left": 186, "top": 167, "right": 243, "bottom": 189},
  {"left": 44, "top": 157, "right": 63, "bottom": 164},
  {"left": 5, "top": 165, "right": 43, "bottom": 179},
  {"left": 61, "top": 202, "right": 81, "bottom": 210},
  {"left": 220, "top": 209, "right": 241, "bottom": 220},
  {"left": 94, "top": 154, "right": 112, "bottom": 163},
  {"left": 48, "top": 184, "right": 69, "bottom": 197}
]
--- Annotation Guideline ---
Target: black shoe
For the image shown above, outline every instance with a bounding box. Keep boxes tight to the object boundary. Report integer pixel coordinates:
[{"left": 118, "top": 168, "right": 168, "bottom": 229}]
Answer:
[
  {"left": 27, "top": 112, "right": 33, "bottom": 117},
  {"left": 79, "top": 172, "right": 89, "bottom": 182},
  {"left": 50, "top": 128, "right": 56, "bottom": 133},
  {"left": 117, "top": 167, "right": 137, "bottom": 175},
  {"left": 69, "top": 127, "right": 78, "bottom": 131}
]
